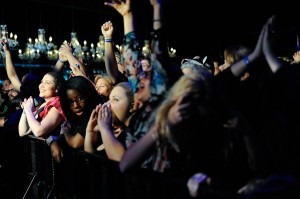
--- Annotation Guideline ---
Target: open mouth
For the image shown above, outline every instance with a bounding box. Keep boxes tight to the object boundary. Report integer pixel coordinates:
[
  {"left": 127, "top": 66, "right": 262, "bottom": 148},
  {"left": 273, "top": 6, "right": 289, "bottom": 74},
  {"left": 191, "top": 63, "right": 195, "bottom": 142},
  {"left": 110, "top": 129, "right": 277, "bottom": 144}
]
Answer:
[{"left": 75, "top": 110, "right": 83, "bottom": 116}]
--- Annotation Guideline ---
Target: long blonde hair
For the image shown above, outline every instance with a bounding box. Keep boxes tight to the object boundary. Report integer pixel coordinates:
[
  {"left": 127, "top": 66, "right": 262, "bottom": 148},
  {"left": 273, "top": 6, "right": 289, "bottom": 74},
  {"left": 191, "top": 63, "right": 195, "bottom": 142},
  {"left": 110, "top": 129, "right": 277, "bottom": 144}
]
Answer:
[{"left": 155, "top": 73, "right": 207, "bottom": 152}]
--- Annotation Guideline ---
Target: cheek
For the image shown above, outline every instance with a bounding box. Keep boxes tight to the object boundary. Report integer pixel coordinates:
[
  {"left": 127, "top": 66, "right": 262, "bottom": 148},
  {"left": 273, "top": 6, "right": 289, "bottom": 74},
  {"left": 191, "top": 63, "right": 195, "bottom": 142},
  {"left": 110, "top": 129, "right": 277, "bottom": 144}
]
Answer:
[
  {"left": 70, "top": 106, "right": 76, "bottom": 113},
  {"left": 102, "top": 87, "right": 109, "bottom": 94},
  {"left": 80, "top": 102, "right": 86, "bottom": 109},
  {"left": 111, "top": 102, "right": 130, "bottom": 122}
]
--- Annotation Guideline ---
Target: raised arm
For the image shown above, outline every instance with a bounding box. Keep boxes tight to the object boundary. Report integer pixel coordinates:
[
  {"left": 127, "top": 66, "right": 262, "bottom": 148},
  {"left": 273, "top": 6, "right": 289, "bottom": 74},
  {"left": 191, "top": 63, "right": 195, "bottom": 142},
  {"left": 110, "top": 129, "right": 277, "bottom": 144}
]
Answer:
[
  {"left": 230, "top": 20, "right": 265, "bottom": 78},
  {"left": 101, "top": 21, "right": 119, "bottom": 83},
  {"left": 59, "top": 43, "right": 88, "bottom": 78},
  {"left": 262, "top": 15, "right": 283, "bottom": 73},
  {"left": 1, "top": 38, "right": 21, "bottom": 92},
  {"left": 150, "top": 0, "right": 163, "bottom": 30},
  {"left": 104, "top": 0, "right": 134, "bottom": 35},
  {"left": 53, "top": 46, "right": 68, "bottom": 73},
  {"left": 105, "top": 0, "right": 139, "bottom": 91}
]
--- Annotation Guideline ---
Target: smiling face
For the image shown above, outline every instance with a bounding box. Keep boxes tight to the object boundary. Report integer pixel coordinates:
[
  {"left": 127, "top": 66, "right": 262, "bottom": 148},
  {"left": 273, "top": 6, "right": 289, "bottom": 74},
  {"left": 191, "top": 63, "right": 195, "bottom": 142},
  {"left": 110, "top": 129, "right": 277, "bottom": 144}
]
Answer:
[
  {"left": 6, "top": 84, "right": 18, "bottom": 101},
  {"left": 141, "top": 59, "right": 151, "bottom": 72},
  {"left": 67, "top": 89, "right": 86, "bottom": 117},
  {"left": 39, "top": 74, "right": 57, "bottom": 101}
]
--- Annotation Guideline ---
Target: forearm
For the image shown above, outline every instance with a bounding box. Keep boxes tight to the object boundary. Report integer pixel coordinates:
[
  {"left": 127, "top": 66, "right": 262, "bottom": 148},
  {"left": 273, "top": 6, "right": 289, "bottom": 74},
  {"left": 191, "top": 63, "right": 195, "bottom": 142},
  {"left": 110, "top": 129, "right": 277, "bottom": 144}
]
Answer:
[
  {"left": 104, "top": 41, "right": 119, "bottom": 83},
  {"left": 53, "top": 59, "right": 65, "bottom": 73},
  {"left": 18, "top": 113, "right": 30, "bottom": 136},
  {"left": 123, "top": 12, "right": 134, "bottom": 35},
  {"left": 152, "top": 4, "right": 162, "bottom": 30},
  {"left": 66, "top": 54, "right": 87, "bottom": 76},
  {"left": 264, "top": 45, "right": 283, "bottom": 73},
  {"left": 23, "top": 109, "right": 43, "bottom": 137},
  {"left": 64, "top": 133, "right": 84, "bottom": 149},
  {"left": 230, "top": 53, "right": 255, "bottom": 78},
  {"left": 100, "top": 127, "right": 125, "bottom": 161},
  {"left": 84, "top": 131, "right": 100, "bottom": 153},
  {"left": 119, "top": 125, "right": 157, "bottom": 172},
  {"left": 5, "top": 50, "right": 21, "bottom": 91}
]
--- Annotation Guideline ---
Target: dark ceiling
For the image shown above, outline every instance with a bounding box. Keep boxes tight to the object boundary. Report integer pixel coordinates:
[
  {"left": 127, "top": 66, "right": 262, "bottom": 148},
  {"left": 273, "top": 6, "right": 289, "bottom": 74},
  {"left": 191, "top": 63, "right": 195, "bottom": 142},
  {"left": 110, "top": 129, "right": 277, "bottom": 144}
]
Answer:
[{"left": 1, "top": 0, "right": 298, "bottom": 59}]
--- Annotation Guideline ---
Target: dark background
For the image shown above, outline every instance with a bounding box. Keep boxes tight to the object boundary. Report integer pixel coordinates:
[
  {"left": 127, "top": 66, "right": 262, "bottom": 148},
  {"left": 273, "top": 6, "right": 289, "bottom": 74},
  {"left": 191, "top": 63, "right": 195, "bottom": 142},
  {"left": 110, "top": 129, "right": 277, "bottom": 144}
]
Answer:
[{"left": 1, "top": 0, "right": 299, "bottom": 64}]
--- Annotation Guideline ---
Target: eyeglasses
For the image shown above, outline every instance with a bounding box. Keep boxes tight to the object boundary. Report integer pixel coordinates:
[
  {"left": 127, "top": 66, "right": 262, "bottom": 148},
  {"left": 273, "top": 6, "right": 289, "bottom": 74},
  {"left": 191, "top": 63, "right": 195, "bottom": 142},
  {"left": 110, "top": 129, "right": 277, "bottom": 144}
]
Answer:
[
  {"left": 5, "top": 88, "right": 18, "bottom": 93},
  {"left": 68, "top": 96, "right": 85, "bottom": 106}
]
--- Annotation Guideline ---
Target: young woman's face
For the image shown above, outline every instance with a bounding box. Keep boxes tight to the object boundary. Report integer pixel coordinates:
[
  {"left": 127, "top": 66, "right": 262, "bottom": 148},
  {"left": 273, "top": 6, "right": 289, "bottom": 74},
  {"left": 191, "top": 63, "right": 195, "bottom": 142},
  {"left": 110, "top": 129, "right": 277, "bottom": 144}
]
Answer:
[
  {"left": 141, "top": 59, "right": 151, "bottom": 72},
  {"left": 136, "top": 75, "right": 151, "bottom": 103},
  {"left": 39, "top": 74, "right": 57, "bottom": 99},
  {"left": 95, "top": 78, "right": 110, "bottom": 97},
  {"left": 67, "top": 89, "right": 86, "bottom": 117},
  {"left": 109, "top": 86, "right": 131, "bottom": 124}
]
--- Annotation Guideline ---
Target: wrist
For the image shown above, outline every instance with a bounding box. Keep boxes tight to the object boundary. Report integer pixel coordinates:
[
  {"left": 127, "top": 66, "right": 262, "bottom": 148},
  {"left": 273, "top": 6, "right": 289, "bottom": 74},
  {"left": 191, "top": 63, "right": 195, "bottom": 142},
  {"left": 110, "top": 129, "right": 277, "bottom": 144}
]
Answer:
[
  {"left": 58, "top": 59, "right": 66, "bottom": 63},
  {"left": 243, "top": 55, "right": 249, "bottom": 65},
  {"left": 104, "top": 38, "right": 112, "bottom": 42},
  {"left": 46, "top": 135, "right": 58, "bottom": 146}
]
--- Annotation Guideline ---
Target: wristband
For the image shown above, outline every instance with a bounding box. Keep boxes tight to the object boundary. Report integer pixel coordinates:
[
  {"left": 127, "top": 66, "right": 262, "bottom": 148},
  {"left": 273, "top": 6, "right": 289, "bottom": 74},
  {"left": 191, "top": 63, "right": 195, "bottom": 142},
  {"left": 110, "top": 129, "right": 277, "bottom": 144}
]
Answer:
[
  {"left": 243, "top": 56, "right": 249, "bottom": 65},
  {"left": 58, "top": 59, "right": 66, "bottom": 63},
  {"left": 104, "top": 38, "right": 112, "bottom": 42},
  {"left": 46, "top": 135, "right": 58, "bottom": 146}
]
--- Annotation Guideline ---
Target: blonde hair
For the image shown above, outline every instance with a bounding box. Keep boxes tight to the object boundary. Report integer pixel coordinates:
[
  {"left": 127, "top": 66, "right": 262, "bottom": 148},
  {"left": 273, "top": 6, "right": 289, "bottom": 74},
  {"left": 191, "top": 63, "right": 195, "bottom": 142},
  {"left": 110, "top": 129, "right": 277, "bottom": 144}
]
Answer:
[
  {"left": 155, "top": 73, "right": 207, "bottom": 152},
  {"left": 224, "top": 45, "right": 251, "bottom": 65},
  {"left": 94, "top": 74, "right": 114, "bottom": 93}
]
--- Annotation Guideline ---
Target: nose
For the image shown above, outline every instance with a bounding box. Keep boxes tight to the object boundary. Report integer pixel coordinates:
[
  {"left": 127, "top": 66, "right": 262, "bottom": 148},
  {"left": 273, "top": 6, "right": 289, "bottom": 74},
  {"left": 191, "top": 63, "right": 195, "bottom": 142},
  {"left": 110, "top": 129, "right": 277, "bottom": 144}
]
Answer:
[{"left": 73, "top": 100, "right": 80, "bottom": 108}]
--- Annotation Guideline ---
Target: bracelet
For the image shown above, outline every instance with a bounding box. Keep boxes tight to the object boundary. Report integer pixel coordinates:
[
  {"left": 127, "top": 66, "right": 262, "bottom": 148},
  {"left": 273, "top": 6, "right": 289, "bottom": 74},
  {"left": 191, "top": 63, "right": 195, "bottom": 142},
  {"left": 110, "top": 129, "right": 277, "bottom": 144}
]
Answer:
[
  {"left": 104, "top": 38, "right": 112, "bottom": 42},
  {"left": 46, "top": 135, "right": 58, "bottom": 146},
  {"left": 58, "top": 59, "right": 66, "bottom": 63},
  {"left": 243, "top": 56, "right": 249, "bottom": 65},
  {"left": 153, "top": 19, "right": 161, "bottom": 22}
]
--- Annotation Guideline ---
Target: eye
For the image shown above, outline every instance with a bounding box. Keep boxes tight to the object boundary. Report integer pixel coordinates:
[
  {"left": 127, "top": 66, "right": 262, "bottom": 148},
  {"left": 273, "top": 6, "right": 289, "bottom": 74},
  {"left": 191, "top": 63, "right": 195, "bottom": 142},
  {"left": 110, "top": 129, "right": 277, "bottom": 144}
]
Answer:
[
  {"left": 77, "top": 96, "right": 84, "bottom": 101},
  {"left": 68, "top": 100, "right": 74, "bottom": 106},
  {"left": 113, "top": 97, "right": 119, "bottom": 102}
]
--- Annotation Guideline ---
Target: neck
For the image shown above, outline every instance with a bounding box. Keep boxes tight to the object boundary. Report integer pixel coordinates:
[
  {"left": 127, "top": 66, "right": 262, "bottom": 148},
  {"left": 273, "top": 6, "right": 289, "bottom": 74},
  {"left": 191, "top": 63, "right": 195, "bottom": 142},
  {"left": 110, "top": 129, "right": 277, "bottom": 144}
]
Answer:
[
  {"left": 44, "top": 96, "right": 55, "bottom": 103},
  {"left": 124, "top": 113, "right": 135, "bottom": 127}
]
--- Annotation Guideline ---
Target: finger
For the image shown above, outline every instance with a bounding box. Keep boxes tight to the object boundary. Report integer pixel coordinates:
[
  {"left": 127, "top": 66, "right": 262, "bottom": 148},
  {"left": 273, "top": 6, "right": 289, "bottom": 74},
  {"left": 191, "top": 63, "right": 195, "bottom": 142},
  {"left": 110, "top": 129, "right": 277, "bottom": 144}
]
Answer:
[
  {"left": 104, "top": 2, "right": 115, "bottom": 7},
  {"left": 175, "top": 93, "right": 187, "bottom": 105},
  {"left": 90, "top": 109, "right": 96, "bottom": 119}
]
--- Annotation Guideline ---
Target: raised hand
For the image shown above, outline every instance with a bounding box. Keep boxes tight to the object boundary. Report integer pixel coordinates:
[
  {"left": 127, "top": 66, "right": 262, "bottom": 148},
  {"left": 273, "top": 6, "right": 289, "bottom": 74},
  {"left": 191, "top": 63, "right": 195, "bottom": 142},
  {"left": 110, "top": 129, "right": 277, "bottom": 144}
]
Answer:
[
  {"left": 1, "top": 37, "right": 9, "bottom": 51},
  {"left": 86, "top": 104, "right": 101, "bottom": 134},
  {"left": 101, "top": 21, "right": 114, "bottom": 39},
  {"left": 149, "top": 0, "right": 162, "bottom": 7},
  {"left": 59, "top": 43, "right": 73, "bottom": 59},
  {"left": 22, "top": 96, "right": 35, "bottom": 113},
  {"left": 97, "top": 102, "right": 112, "bottom": 132},
  {"left": 167, "top": 92, "right": 191, "bottom": 125},
  {"left": 104, "top": 0, "right": 131, "bottom": 17},
  {"left": 292, "top": 51, "right": 300, "bottom": 64},
  {"left": 262, "top": 15, "right": 282, "bottom": 73}
]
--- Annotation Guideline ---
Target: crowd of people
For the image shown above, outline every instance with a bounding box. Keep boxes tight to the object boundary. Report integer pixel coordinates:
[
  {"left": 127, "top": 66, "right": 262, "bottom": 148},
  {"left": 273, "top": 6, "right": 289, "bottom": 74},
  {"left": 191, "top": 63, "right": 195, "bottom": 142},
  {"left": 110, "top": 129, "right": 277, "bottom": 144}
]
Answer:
[{"left": 1, "top": 0, "right": 300, "bottom": 198}]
